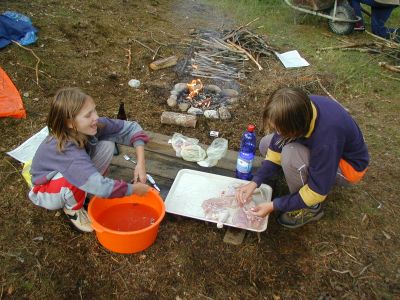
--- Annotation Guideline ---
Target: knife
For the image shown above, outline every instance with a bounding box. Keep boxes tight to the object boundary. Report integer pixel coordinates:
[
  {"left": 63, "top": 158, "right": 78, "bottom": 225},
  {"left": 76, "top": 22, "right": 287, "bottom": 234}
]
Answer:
[{"left": 123, "top": 154, "right": 160, "bottom": 191}]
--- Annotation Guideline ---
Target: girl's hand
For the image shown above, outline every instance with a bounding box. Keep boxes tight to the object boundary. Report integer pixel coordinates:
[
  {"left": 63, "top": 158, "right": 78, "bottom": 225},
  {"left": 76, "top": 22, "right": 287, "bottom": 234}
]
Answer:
[
  {"left": 235, "top": 181, "right": 258, "bottom": 204},
  {"left": 133, "top": 161, "right": 147, "bottom": 183},
  {"left": 132, "top": 182, "right": 150, "bottom": 196},
  {"left": 251, "top": 202, "right": 274, "bottom": 218}
]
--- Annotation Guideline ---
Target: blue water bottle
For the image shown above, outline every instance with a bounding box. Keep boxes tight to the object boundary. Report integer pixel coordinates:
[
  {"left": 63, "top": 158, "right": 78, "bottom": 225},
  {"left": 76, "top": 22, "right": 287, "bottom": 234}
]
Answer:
[{"left": 236, "top": 124, "right": 256, "bottom": 180}]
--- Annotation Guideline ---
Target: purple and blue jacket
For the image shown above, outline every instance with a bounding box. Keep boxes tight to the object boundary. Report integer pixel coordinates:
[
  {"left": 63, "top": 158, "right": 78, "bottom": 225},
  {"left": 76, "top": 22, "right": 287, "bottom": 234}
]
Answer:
[{"left": 252, "top": 95, "right": 369, "bottom": 212}]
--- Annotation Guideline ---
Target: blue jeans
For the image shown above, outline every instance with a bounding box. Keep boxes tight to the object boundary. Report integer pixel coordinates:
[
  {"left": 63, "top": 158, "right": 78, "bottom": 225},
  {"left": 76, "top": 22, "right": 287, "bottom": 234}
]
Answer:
[{"left": 350, "top": 0, "right": 397, "bottom": 38}]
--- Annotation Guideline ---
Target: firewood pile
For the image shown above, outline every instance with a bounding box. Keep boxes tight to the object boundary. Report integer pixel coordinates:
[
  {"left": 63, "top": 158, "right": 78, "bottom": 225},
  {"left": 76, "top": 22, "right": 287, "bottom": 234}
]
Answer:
[{"left": 183, "top": 19, "right": 277, "bottom": 81}]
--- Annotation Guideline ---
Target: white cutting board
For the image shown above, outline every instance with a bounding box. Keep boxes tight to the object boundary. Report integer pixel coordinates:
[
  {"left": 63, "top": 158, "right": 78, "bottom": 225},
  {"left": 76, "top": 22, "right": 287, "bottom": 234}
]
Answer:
[{"left": 165, "top": 169, "right": 272, "bottom": 232}]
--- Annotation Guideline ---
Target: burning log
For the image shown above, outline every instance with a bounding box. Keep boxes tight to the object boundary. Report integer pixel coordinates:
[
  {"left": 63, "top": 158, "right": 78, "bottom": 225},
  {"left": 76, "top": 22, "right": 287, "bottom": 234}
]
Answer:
[{"left": 161, "top": 111, "right": 197, "bottom": 128}]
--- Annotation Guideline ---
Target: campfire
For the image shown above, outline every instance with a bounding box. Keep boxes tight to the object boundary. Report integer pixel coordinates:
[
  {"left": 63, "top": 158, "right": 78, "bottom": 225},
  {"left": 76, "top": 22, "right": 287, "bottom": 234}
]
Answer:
[{"left": 166, "top": 79, "right": 239, "bottom": 120}]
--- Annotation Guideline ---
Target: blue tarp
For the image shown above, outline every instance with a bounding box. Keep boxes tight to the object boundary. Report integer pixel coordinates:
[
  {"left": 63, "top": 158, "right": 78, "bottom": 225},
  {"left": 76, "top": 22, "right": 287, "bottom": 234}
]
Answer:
[{"left": 0, "top": 11, "right": 38, "bottom": 48}]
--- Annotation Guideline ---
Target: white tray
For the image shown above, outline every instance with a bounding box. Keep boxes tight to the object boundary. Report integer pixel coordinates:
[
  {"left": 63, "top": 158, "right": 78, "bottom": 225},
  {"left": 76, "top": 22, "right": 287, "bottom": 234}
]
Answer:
[{"left": 165, "top": 169, "right": 272, "bottom": 232}]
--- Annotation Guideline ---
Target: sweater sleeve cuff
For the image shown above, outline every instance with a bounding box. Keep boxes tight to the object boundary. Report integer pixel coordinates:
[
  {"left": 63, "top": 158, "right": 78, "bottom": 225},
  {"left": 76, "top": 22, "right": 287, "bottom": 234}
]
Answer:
[
  {"left": 272, "top": 197, "right": 282, "bottom": 211},
  {"left": 126, "top": 183, "right": 133, "bottom": 195},
  {"left": 251, "top": 176, "right": 263, "bottom": 187}
]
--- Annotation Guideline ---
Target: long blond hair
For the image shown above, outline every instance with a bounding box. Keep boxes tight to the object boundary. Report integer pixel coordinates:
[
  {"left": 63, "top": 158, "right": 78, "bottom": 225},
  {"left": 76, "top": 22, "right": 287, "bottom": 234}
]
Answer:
[
  {"left": 47, "top": 87, "right": 89, "bottom": 152},
  {"left": 263, "top": 87, "right": 312, "bottom": 140}
]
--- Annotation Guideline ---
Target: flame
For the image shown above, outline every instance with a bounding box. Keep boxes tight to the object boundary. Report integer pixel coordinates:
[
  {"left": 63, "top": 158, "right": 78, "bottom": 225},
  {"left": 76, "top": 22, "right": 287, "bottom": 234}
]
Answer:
[{"left": 186, "top": 79, "right": 203, "bottom": 101}]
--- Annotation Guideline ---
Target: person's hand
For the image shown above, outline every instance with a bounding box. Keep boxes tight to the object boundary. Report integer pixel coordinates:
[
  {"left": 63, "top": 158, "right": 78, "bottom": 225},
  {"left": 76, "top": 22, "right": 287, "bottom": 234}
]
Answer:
[
  {"left": 235, "top": 181, "right": 258, "bottom": 204},
  {"left": 132, "top": 182, "right": 150, "bottom": 196},
  {"left": 133, "top": 161, "right": 147, "bottom": 183},
  {"left": 251, "top": 202, "right": 274, "bottom": 218}
]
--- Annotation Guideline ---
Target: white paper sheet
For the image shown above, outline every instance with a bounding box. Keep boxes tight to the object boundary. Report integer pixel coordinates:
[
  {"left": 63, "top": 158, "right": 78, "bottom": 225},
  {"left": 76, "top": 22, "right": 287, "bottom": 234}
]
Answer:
[
  {"left": 7, "top": 127, "right": 48, "bottom": 163},
  {"left": 276, "top": 50, "right": 310, "bottom": 68}
]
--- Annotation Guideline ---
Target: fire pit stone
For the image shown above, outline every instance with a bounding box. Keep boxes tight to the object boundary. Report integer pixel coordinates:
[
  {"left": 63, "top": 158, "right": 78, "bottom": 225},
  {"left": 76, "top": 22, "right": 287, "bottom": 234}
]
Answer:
[
  {"left": 167, "top": 81, "right": 236, "bottom": 120},
  {"left": 204, "top": 110, "right": 219, "bottom": 119},
  {"left": 187, "top": 107, "right": 203, "bottom": 115},
  {"left": 218, "top": 106, "right": 231, "bottom": 120}
]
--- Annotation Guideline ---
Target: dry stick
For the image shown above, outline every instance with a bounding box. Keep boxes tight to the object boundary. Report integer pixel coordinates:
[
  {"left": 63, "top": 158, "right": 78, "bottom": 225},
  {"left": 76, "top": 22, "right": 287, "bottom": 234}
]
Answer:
[
  {"left": 132, "top": 38, "right": 163, "bottom": 58},
  {"left": 319, "top": 42, "right": 376, "bottom": 51},
  {"left": 12, "top": 40, "right": 41, "bottom": 85},
  {"left": 150, "top": 31, "right": 168, "bottom": 47},
  {"left": 227, "top": 40, "right": 263, "bottom": 70},
  {"left": 365, "top": 30, "right": 399, "bottom": 48},
  {"left": 316, "top": 77, "right": 349, "bottom": 112},
  {"left": 381, "top": 73, "right": 400, "bottom": 81},
  {"left": 379, "top": 61, "right": 400, "bottom": 73},
  {"left": 124, "top": 47, "right": 131, "bottom": 70},
  {"left": 152, "top": 46, "right": 161, "bottom": 60},
  {"left": 224, "top": 17, "right": 260, "bottom": 40}
]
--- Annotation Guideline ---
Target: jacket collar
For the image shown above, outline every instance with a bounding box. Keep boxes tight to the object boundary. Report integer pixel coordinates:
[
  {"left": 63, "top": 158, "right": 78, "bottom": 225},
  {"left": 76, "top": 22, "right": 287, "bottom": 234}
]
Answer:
[{"left": 305, "top": 102, "right": 317, "bottom": 138}]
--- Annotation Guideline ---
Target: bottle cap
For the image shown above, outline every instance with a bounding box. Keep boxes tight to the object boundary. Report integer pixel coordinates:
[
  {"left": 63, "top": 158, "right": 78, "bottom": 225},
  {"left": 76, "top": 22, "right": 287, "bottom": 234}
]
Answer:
[{"left": 247, "top": 124, "right": 255, "bottom": 132}]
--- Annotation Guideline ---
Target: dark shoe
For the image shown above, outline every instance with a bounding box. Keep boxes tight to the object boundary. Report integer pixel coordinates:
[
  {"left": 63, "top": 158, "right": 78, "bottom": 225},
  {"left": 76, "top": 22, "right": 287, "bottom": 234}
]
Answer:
[
  {"left": 354, "top": 22, "right": 365, "bottom": 31},
  {"left": 277, "top": 204, "right": 324, "bottom": 229}
]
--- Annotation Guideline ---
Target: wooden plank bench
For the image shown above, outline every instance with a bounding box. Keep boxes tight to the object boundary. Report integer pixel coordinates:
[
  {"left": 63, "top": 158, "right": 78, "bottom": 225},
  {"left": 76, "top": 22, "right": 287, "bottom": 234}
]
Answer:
[{"left": 108, "top": 131, "right": 265, "bottom": 244}]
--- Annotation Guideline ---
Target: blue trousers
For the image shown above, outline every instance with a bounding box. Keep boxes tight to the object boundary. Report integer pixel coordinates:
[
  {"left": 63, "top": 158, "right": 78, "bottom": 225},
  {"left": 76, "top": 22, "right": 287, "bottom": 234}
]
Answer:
[{"left": 350, "top": 0, "right": 397, "bottom": 38}]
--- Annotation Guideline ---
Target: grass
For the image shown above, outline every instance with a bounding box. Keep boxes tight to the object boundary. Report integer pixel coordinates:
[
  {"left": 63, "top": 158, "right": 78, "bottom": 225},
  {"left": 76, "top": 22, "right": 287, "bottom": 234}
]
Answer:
[{"left": 205, "top": 0, "right": 399, "bottom": 101}]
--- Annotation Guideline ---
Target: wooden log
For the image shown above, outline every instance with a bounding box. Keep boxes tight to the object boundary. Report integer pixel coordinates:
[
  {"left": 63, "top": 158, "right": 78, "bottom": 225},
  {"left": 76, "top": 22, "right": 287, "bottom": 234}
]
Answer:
[
  {"left": 160, "top": 111, "right": 197, "bottom": 128},
  {"left": 149, "top": 55, "right": 178, "bottom": 70}
]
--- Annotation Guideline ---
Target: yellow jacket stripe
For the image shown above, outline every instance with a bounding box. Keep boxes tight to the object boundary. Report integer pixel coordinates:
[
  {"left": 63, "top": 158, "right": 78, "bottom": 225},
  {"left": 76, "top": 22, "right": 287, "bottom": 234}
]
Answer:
[
  {"left": 266, "top": 149, "right": 281, "bottom": 165},
  {"left": 299, "top": 184, "right": 327, "bottom": 206}
]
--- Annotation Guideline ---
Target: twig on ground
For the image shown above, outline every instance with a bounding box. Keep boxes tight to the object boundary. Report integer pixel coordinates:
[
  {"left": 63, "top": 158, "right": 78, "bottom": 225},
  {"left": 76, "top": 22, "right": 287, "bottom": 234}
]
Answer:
[
  {"left": 316, "top": 77, "right": 349, "bottom": 112},
  {"left": 12, "top": 40, "right": 41, "bottom": 85},
  {"left": 125, "top": 47, "right": 131, "bottom": 70},
  {"left": 152, "top": 46, "right": 161, "bottom": 60},
  {"left": 132, "top": 38, "right": 163, "bottom": 59},
  {"left": 379, "top": 61, "right": 400, "bottom": 73},
  {"left": 150, "top": 31, "right": 168, "bottom": 47},
  {"left": 381, "top": 73, "right": 400, "bottom": 81},
  {"left": 227, "top": 40, "right": 263, "bottom": 70}
]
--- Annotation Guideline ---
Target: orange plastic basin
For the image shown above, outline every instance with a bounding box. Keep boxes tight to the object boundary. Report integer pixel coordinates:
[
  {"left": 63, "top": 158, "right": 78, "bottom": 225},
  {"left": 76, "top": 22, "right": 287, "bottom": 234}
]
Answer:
[{"left": 88, "top": 189, "right": 165, "bottom": 254}]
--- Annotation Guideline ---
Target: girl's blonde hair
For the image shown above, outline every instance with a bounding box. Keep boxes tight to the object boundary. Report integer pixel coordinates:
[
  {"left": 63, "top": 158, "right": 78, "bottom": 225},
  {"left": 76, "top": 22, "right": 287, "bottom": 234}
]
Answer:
[
  {"left": 262, "top": 87, "right": 312, "bottom": 139},
  {"left": 47, "top": 87, "right": 89, "bottom": 152}
]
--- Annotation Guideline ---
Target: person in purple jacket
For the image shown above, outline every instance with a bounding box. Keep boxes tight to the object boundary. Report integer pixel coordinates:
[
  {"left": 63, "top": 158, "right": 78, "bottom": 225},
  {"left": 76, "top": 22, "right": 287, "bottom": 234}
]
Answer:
[
  {"left": 236, "top": 87, "right": 369, "bottom": 228},
  {"left": 29, "top": 87, "right": 150, "bottom": 232}
]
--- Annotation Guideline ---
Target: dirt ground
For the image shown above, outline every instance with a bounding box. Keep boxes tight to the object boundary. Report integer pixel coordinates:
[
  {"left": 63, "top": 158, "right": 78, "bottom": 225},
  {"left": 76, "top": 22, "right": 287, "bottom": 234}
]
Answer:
[{"left": 1, "top": 0, "right": 399, "bottom": 299}]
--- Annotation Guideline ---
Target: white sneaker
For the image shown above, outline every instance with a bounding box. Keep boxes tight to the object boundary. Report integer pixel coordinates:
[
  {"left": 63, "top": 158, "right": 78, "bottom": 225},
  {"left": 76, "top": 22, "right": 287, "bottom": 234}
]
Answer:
[{"left": 63, "top": 207, "right": 93, "bottom": 233}]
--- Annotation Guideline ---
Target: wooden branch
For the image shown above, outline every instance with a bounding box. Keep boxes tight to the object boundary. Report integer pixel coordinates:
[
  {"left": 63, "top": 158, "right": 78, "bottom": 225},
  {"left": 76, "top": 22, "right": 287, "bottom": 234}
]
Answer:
[
  {"left": 124, "top": 47, "right": 131, "bottom": 70},
  {"left": 227, "top": 41, "right": 263, "bottom": 70},
  {"left": 132, "top": 38, "right": 164, "bottom": 58},
  {"left": 379, "top": 61, "right": 400, "bottom": 73},
  {"left": 316, "top": 77, "right": 349, "bottom": 112},
  {"left": 12, "top": 41, "right": 41, "bottom": 85},
  {"left": 319, "top": 42, "right": 376, "bottom": 51}
]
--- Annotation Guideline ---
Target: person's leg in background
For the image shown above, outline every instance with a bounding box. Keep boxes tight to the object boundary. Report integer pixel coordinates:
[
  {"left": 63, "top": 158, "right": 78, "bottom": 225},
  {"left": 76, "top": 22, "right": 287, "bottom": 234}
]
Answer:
[
  {"left": 370, "top": 3, "right": 396, "bottom": 38},
  {"left": 350, "top": 0, "right": 366, "bottom": 30}
]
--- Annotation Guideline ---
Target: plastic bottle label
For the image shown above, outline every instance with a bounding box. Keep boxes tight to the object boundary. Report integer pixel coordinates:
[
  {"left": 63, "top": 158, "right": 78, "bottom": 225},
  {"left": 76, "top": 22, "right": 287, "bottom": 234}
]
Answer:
[{"left": 236, "top": 157, "right": 253, "bottom": 173}]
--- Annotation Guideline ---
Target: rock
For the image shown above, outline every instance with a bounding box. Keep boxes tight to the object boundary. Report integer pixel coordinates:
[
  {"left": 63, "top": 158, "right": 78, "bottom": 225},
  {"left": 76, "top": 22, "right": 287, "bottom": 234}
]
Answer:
[
  {"left": 204, "top": 110, "right": 219, "bottom": 119},
  {"left": 226, "top": 97, "right": 238, "bottom": 104},
  {"left": 128, "top": 79, "right": 141, "bottom": 88},
  {"left": 220, "top": 89, "right": 239, "bottom": 98},
  {"left": 205, "top": 85, "right": 221, "bottom": 94},
  {"left": 218, "top": 106, "right": 231, "bottom": 120},
  {"left": 178, "top": 103, "right": 190, "bottom": 112},
  {"left": 173, "top": 83, "right": 188, "bottom": 94},
  {"left": 187, "top": 107, "right": 203, "bottom": 115},
  {"left": 167, "top": 95, "right": 177, "bottom": 107}
]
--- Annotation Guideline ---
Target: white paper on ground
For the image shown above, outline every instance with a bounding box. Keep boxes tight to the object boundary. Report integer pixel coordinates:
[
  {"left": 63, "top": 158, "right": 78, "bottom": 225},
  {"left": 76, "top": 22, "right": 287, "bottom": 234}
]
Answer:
[
  {"left": 276, "top": 50, "right": 310, "bottom": 68},
  {"left": 7, "top": 127, "right": 48, "bottom": 163}
]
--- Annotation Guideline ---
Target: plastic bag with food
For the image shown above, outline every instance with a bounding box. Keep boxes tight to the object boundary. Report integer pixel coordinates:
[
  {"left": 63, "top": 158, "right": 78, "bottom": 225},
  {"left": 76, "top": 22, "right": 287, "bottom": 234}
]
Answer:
[
  {"left": 171, "top": 133, "right": 199, "bottom": 157},
  {"left": 197, "top": 138, "right": 228, "bottom": 167}
]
